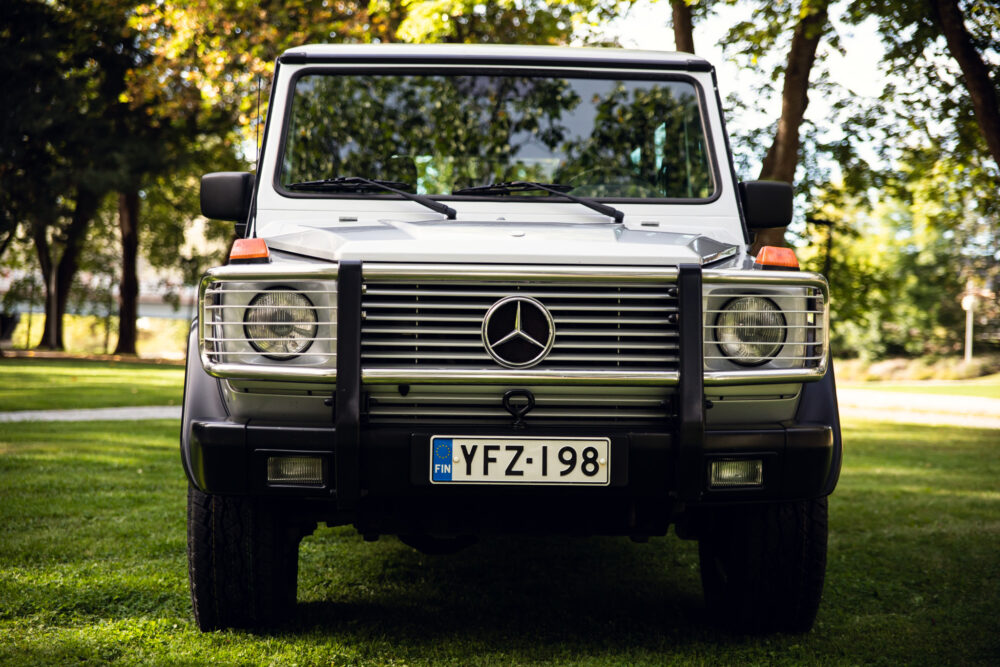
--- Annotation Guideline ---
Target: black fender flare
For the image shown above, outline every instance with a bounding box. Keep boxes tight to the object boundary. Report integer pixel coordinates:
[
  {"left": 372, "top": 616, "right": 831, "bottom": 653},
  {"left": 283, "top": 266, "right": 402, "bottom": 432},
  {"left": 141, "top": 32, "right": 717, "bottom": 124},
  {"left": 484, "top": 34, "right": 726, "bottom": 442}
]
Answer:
[
  {"left": 794, "top": 359, "right": 843, "bottom": 496},
  {"left": 179, "top": 320, "right": 230, "bottom": 489}
]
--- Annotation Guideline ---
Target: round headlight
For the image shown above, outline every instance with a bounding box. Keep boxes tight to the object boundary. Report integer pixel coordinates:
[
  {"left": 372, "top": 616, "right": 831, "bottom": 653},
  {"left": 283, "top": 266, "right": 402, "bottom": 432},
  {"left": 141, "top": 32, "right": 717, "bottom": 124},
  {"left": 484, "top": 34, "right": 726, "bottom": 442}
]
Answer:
[
  {"left": 715, "top": 296, "right": 785, "bottom": 366},
  {"left": 243, "top": 289, "right": 318, "bottom": 360}
]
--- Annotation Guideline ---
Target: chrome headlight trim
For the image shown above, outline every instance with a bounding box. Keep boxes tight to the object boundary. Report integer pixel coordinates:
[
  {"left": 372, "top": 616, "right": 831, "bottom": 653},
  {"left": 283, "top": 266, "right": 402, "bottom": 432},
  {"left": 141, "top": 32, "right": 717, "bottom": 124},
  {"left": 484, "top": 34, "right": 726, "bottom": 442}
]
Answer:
[
  {"left": 714, "top": 295, "right": 787, "bottom": 366},
  {"left": 702, "top": 269, "right": 830, "bottom": 381},
  {"left": 198, "top": 264, "right": 339, "bottom": 380},
  {"left": 243, "top": 288, "right": 319, "bottom": 360}
]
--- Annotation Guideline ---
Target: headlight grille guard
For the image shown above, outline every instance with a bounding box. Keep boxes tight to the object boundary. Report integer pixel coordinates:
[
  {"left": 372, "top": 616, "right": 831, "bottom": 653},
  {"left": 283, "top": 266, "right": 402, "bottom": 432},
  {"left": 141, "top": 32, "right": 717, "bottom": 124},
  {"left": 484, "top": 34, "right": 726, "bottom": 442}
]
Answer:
[
  {"left": 196, "top": 263, "right": 829, "bottom": 386},
  {"left": 702, "top": 270, "right": 829, "bottom": 385},
  {"left": 198, "top": 264, "right": 340, "bottom": 381}
]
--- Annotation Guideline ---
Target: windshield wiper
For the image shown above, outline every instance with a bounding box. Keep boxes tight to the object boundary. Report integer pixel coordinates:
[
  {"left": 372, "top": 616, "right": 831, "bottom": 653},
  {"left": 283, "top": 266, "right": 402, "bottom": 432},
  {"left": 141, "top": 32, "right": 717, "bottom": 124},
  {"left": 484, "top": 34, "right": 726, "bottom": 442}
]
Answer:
[
  {"left": 452, "top": 181, "right": 624, "bottom": 224},
  {"left": 287, "top": 176, "right": 456, "bottom": 220}
]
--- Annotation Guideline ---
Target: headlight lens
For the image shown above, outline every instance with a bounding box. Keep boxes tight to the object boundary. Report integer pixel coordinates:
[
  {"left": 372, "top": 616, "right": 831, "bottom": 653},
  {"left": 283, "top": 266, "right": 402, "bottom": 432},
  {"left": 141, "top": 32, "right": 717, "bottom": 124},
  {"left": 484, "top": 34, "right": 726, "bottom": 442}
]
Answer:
[
  {"left": 243, "top": 288, "right": 318, "bottom": 359},
  {"left": 715, "top": 296, "right": 786, "bottom": 366}
]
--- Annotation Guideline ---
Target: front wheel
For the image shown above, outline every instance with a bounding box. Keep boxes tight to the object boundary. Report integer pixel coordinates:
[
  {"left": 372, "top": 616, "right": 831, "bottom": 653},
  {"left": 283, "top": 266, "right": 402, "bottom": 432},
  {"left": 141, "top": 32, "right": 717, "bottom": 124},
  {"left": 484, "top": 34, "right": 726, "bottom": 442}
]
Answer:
[
  {"left": 697, "top": 497, "right": 829, "bottom": 634},
  {"left": 186, "top": 485, "right": 310, "bottom": 631}
]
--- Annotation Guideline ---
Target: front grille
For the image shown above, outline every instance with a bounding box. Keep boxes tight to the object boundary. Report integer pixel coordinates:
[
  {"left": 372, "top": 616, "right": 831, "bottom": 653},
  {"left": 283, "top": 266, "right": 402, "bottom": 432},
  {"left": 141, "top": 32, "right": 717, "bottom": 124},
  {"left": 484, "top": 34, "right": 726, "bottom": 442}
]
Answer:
[
  {"left": 366, "top": 385, "right": 674, "bottom": 424},
  {"left": 361, "top": 281, "right": 680, "bottom": 371}
]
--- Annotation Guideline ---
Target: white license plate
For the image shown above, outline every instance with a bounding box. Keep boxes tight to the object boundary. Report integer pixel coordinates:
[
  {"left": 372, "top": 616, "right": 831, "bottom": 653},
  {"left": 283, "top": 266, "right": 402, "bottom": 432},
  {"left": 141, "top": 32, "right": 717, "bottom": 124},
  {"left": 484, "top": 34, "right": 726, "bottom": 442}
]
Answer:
[{"left": 429, "top": 436, "right": 610, "bottom": 485}]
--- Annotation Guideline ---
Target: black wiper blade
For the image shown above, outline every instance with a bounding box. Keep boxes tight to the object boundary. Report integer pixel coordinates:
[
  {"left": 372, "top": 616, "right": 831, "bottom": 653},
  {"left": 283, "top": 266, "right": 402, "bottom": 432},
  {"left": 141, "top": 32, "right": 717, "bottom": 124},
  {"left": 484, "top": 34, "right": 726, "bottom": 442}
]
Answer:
[
  {"left": 453, "top": 181, "right": 574, "bottom": 196},
  {"left": 287, "top": 176, "right": 456, "bottom": 220},
  {"left": 289, "top": 176, "right": 411, "bottom": 192},
  {"left": 453, "top": 181, "right": 624, "bottom": 224}
]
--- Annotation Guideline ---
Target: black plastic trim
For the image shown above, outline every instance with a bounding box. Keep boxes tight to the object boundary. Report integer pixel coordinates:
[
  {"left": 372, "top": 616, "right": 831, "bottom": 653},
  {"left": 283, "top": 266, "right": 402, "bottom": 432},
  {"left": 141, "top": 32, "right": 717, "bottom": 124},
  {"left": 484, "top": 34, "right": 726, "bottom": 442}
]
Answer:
[
  {"left": 180, "top": 320, "right": 232, "bottom": 491},
  {"left": 795, "top": 360, "right": 842, "bottom": 495},
  {"left": 278, "top": 51, "right": 713, "bottom": 72},
  {"left": 334, "top": 260, "right": 363, "bottom": 510},
  {"left": 676, "top": 264, "right": 705, "bottom": 501},
  {"left": 183, "top": 420, "right": 834, "bottom": 525}
]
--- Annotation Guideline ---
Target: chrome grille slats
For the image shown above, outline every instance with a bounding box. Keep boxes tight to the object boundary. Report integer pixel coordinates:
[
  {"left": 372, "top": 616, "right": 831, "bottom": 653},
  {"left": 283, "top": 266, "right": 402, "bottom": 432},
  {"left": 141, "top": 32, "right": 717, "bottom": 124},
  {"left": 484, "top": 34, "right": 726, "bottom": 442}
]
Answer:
[
  {"left": 365, "top": 385, "right": 673, "bottom": 424},
  {"left": 360, "top": 280, "right": 680, "bottom": 372}
]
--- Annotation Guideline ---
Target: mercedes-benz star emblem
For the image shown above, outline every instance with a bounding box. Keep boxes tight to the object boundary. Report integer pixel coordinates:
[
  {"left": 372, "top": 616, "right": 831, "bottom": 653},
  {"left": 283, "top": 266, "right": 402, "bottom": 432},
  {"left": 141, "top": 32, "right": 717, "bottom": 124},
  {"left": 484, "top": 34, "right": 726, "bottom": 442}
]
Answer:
[{"left": 481, "top": 296, "right": 555, "bottom": 368}]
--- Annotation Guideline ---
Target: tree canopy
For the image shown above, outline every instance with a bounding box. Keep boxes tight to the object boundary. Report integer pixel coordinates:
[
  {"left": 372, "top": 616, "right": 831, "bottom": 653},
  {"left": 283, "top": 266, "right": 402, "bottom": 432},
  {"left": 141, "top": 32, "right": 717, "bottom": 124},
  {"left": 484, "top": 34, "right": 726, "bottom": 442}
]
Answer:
[{"left": 0, "top": 0, "right": 996, "bottom": 359}]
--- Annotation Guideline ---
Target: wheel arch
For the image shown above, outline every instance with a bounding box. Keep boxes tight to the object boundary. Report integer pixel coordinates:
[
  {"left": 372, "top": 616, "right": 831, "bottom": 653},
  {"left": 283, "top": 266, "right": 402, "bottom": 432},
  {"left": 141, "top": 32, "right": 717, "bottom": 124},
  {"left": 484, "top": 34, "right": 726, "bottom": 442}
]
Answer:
[{"left": 180, "top": 319, "right": 230, "bottom": 490}]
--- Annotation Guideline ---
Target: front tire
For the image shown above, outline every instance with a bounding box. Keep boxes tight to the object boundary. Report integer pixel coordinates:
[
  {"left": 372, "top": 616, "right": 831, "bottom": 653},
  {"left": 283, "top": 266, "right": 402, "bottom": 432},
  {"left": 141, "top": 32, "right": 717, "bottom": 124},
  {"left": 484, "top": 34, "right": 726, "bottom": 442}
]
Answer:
[
  {"left": 186, "top": 484, "right": 308, "bottom": 631},
  {"left": 698, "top": 497, "right": 828, "bottom": 634}
]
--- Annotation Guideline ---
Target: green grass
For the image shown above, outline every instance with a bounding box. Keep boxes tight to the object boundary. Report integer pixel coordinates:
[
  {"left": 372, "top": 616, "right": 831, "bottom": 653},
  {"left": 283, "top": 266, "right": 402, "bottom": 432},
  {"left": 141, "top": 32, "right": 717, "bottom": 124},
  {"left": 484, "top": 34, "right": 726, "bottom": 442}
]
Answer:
[
  {"left": 841, "top": 375, "right": 1000, "bottom": 400},
  {"left": 1, "top": 418, "right": 998, "bottom": 665},
  {"left": 0, "top": 359, "right": 183, "bottom": 412}
]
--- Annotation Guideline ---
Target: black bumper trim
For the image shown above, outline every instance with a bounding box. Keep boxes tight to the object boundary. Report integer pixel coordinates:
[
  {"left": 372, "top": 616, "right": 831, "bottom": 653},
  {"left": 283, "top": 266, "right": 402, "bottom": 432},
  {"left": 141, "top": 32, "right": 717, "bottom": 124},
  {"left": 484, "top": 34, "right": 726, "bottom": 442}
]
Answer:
[
  {"left": 187, "top": 420, "right": 833, "bottom": 506},
  {"left": 676, "top": 264, "right": 705, "bottom": 501},
  {"left": 335, "top": 260, "right": 363, "bottom": 511}
]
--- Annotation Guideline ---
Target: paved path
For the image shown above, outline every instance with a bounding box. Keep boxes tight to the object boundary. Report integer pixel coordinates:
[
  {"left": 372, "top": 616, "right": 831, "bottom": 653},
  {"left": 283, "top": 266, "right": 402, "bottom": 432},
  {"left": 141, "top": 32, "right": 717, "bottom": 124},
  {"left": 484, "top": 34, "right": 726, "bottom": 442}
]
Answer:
[
  {"left": 0, "top": 406, "right": 182, "bottom": 423},
  {"left": 837, "top": 389, "right": 1000, "bottom": 429}
]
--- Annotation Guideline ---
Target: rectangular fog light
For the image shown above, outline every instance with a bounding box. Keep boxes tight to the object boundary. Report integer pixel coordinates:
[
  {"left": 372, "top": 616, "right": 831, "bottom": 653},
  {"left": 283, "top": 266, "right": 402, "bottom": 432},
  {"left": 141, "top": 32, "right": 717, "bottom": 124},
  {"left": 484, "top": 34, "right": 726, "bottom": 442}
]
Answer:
[
  {"left": 709, "top": 459, "right": 763, "bottom": 488},
  {"left": 267, "top": 456, "right": 324, "bottom": 485}
]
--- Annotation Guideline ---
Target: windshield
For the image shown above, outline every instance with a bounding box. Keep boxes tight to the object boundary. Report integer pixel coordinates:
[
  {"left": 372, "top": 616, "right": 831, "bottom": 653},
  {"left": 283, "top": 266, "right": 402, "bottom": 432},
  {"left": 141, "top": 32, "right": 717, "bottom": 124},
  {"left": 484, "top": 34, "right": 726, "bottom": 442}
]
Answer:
[{"left": 279, "top": 71, "right": 715, "bottom": 200}]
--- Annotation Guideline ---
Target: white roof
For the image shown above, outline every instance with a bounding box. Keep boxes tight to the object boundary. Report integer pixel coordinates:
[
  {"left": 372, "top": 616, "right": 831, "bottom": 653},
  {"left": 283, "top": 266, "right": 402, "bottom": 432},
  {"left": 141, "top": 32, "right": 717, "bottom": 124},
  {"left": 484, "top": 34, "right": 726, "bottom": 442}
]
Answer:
[{"left": 281, "top": 43, "right": 712, "bottom": 70}]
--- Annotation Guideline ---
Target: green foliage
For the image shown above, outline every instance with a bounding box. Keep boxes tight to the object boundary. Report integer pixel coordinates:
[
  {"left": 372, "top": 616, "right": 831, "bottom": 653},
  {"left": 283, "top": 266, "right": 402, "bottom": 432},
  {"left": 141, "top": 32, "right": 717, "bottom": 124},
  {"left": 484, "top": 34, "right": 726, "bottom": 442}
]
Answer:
[
  {"left": 801, "top": 181, "right": 975, "bottom": 359},
  {"left": 4, "top": 0, "right": 996, "bottom": 360},
  {"left": 392, "top": 0, "right": 636, "bottom": 45}
]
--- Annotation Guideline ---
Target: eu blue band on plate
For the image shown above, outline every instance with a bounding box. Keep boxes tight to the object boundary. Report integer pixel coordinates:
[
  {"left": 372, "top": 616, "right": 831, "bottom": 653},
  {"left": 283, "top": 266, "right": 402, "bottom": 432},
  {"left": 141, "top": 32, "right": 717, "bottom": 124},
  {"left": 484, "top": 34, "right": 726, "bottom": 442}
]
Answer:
[{"left": 432, "top": 438, "right": 453, "bottom": 481}]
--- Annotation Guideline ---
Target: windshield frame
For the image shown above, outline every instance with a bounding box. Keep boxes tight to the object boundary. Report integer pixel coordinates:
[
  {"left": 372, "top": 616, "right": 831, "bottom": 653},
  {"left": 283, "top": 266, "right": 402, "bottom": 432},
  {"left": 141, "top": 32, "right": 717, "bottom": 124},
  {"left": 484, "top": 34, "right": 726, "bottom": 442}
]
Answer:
[{"left": 273, "top": 65, "right": 723, "bottom": 206}]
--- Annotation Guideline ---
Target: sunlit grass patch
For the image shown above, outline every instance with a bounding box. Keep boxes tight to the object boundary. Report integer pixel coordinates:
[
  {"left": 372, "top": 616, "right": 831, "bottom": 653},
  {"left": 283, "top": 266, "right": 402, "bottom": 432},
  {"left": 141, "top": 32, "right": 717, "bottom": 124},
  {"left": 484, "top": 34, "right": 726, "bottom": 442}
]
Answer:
[{"left": 0, "top": 359, "right": 183, "bottom": 412}]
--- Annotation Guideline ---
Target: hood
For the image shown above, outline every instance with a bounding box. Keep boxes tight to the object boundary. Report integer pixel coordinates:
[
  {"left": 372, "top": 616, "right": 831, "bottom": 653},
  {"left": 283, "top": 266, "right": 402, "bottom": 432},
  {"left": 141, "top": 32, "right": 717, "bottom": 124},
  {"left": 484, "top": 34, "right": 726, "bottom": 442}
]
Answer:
[{"left": 261, "top": 217, "right": 741, "bottom": 267}]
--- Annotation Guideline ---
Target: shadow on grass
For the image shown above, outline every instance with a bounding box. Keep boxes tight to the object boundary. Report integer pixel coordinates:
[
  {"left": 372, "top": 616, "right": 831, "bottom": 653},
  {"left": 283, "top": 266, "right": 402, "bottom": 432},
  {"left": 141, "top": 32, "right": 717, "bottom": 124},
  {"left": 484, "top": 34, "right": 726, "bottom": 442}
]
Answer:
[{"left": 286, "top": 533, "right": 713, "bottom": 655}]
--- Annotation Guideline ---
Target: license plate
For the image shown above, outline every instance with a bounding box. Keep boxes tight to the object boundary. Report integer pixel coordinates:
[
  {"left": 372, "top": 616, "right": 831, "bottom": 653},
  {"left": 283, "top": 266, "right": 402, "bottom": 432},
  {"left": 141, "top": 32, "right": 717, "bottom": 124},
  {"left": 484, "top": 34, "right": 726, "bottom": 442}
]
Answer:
[{"left": 429, "top": 436, "right": 610, "bottom": 485}]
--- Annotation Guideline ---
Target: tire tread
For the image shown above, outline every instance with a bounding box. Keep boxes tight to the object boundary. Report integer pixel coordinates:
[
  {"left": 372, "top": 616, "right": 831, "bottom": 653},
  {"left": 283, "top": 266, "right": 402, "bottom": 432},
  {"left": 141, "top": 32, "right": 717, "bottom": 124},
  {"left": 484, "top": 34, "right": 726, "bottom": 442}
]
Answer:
[{"left": 187, "top": 485, "right": 303, "bottom": 631}]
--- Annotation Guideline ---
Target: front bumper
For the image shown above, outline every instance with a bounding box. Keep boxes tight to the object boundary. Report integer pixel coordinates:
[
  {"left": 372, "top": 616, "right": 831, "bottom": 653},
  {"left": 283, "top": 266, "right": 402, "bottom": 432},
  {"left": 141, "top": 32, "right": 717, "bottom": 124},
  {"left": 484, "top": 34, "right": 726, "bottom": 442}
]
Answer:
[
  {"left": 186, "top": 419, "right": 834, "bottom": 535},
  {"left": 182, "top": 261, "right": 841, "bottom": 536}
]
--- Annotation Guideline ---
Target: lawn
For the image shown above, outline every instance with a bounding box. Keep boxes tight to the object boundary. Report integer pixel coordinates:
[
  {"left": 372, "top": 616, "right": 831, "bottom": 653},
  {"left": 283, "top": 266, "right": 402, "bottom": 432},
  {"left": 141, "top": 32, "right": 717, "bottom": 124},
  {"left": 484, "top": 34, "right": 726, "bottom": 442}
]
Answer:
[
  {"left": 0, "top": 359, "right": 184, "bottom": 412},
  {"left": 1, "top": 417, "right": 998, "bottom": 665}
]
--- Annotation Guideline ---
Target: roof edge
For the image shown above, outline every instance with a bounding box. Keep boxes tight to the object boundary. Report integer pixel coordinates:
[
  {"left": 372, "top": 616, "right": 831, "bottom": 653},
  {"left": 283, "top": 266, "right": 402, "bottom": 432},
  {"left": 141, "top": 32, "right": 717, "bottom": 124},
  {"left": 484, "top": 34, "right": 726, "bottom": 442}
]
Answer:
[{"left": 277, "top": 44, "right": 713, "bottom": 72}]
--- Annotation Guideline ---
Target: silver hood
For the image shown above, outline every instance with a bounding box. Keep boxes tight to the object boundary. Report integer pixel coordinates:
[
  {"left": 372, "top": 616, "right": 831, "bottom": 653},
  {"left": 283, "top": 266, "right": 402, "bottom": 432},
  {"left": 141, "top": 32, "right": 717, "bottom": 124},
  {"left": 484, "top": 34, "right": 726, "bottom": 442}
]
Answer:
[{"left": 261, "top": 217, "right": 741, "bottom": 267}]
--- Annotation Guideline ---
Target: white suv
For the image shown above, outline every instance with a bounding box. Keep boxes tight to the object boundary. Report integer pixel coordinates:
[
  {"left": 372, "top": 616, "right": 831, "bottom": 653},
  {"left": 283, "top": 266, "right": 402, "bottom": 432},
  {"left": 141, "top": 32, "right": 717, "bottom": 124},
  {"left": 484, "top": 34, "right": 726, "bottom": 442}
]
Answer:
[{"left": 181, "top": 44, "right": 841, "bottom": 634}]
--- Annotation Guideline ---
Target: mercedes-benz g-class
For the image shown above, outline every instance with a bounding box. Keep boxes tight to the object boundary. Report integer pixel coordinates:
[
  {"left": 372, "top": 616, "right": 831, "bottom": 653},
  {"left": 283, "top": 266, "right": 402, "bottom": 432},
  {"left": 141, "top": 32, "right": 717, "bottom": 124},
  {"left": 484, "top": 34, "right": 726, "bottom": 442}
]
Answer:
[{"left": 183, "top": 44, "right": 841, "bottom": 634}]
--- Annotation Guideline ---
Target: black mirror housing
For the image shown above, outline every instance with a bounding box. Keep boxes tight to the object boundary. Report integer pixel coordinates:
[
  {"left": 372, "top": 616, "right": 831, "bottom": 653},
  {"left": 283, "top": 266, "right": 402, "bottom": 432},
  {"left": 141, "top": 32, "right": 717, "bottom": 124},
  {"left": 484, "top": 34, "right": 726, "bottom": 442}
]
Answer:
[
  {"left": 739, "top": 180, "right": 793, "bottom": 229},
  {"left": 201, "top": 172, "right": 255, "bottom": 222}
]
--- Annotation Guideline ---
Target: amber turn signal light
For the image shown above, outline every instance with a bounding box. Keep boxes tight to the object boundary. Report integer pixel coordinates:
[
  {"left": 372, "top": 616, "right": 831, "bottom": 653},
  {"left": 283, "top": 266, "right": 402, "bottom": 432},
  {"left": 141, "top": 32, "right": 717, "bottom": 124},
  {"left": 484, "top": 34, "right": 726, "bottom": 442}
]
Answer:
[
  {"left": 229, "top": 238, "right": 270, "bottom": 264},
  {"left": 754, "top": 245, "right": 799, "bottom": 270}
]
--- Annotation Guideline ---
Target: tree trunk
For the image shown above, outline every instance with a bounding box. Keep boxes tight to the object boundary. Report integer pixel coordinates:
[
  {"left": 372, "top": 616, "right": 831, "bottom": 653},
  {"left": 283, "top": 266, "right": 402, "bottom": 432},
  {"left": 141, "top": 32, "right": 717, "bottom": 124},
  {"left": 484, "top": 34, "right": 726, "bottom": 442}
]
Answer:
[
  {"left": 0, "top": 230, "right": 13, "bottom": 263},
  {"left": 34, "top": 187, "right": 100, "bottom": 350},
  {"left": 114, "top": 189, "right": 140, "bottom": 355},
  {"left": 671, "top": 0, "right": 695, "bottom": 54},
  {"left": 752, "top": 0, "right": 829, "bottom": 254},
  {"left": 32, "top": 219, "right": 55, "bottom": 349},
  {"left": 929, "top": 0, "right": 1000, "bottom": 168}
]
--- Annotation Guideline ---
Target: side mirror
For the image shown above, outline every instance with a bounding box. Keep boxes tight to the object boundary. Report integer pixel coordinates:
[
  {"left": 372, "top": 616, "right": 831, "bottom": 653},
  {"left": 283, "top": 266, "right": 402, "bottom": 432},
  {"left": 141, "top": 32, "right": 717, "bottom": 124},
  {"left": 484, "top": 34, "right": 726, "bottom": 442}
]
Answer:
[
  {"left": 739, "top": 180, "right": 793, "bottom": 229},
  {"left": 200, "top": 172, "right": 255, "bottom": 222}
]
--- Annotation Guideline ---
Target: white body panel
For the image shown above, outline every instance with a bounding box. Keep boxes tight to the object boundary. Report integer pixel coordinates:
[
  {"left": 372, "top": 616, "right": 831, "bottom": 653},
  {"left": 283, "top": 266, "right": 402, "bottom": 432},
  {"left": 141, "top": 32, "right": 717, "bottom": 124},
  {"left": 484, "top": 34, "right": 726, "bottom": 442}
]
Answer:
[{"left": 253, "top": 44, "right": 747, "bottom": 266}]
